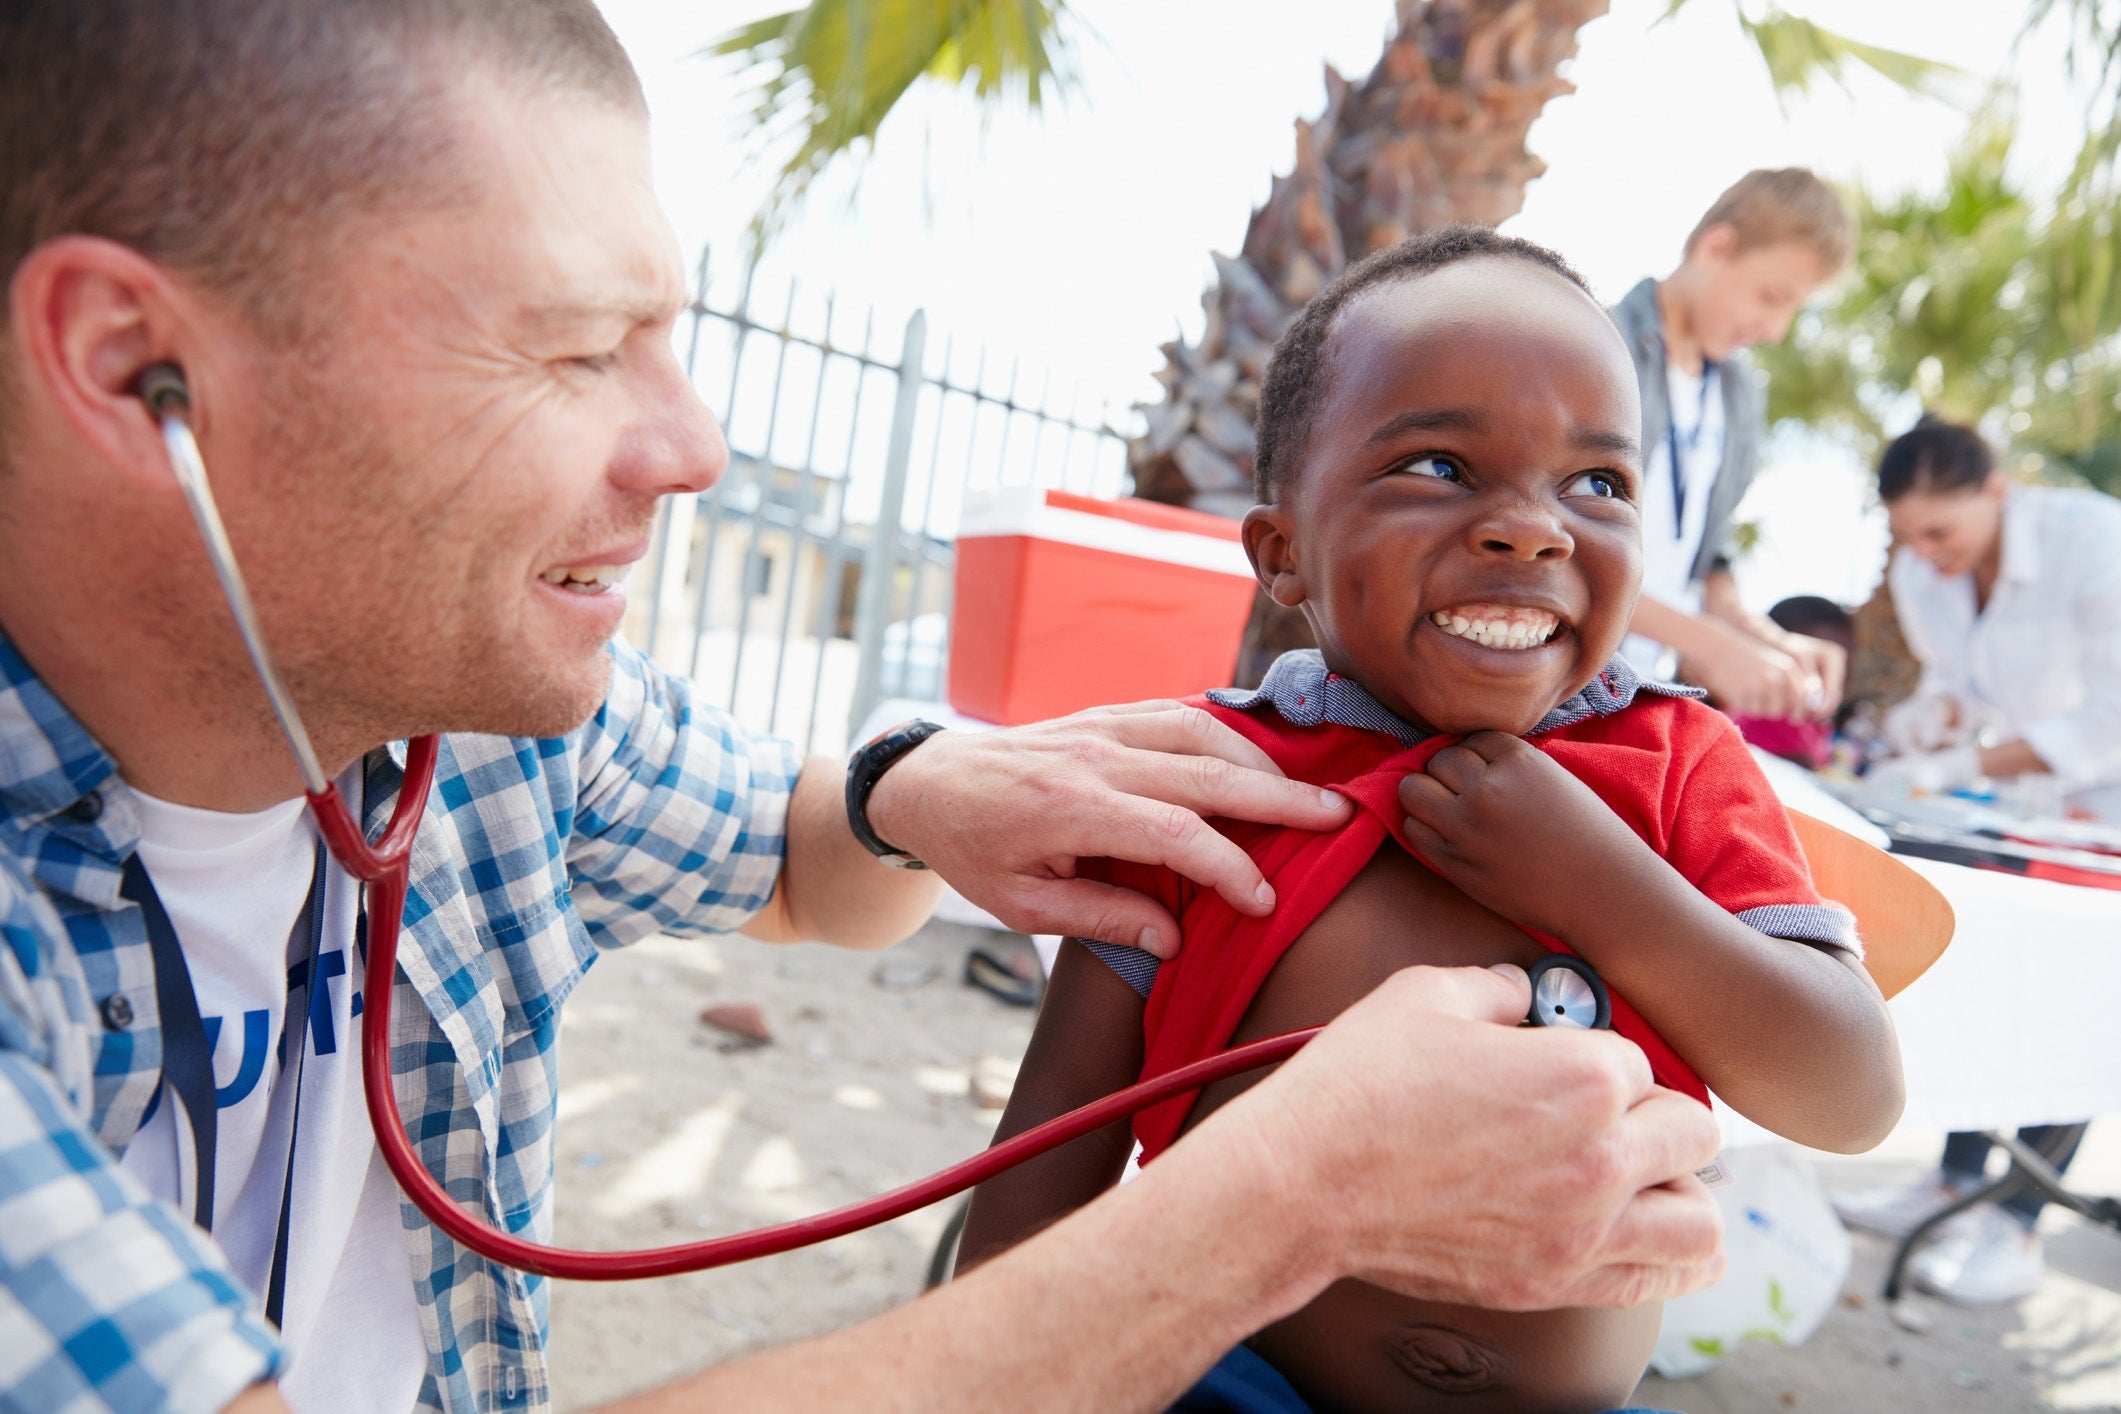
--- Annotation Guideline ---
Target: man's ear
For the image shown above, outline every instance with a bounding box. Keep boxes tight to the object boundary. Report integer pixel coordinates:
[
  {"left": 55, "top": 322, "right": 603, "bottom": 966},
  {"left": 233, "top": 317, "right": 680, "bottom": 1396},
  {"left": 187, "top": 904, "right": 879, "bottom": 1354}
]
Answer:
[
  {"left": 1241, "top": 503, "right": 1307, "bottom": 608},
  {"left": 8, "top": 235, "right": 199, "bottom": 489}
]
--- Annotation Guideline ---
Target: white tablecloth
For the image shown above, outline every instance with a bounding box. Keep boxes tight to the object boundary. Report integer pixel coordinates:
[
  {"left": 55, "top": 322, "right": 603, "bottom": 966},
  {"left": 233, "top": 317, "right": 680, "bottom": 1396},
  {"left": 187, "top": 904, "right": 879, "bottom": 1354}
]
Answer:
[{"left": 1719, "top": 855, "right": 2121, "bottom": 1145}]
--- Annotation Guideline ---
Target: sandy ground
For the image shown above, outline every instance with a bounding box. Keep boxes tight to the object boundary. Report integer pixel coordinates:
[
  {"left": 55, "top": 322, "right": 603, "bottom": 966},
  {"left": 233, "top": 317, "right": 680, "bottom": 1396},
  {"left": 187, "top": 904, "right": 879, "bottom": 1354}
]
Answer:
[{"left": 546, "top": 921, "right": 2121, "bottom": 1412}]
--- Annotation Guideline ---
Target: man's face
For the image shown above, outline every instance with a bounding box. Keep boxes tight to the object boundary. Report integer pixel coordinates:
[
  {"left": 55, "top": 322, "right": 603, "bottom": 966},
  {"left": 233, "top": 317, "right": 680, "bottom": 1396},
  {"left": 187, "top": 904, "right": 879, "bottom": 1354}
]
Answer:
[
  {"left": 204, "top": 71, "right": 723, "bottom": 746},
  {"left": 1886, "top": 479, "right": 2006, "bottom": 579},
  {"left": 1247, "top": 260, "right": 1645, "bottom": 738},
  {"left": 1684, "top": 232, "right": 1831, "bottom": 361}
]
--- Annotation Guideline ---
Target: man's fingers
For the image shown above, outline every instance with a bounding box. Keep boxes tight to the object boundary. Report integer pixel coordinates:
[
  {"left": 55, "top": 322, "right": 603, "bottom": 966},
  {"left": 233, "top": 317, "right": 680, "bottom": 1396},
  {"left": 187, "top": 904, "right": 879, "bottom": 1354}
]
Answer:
[
  {"left": 999, "top": 876, "right": 1183, "bottom": 958},
  {"left": 1071, "top": 697, "right": 1188, "bottom": 720},
  {"left": 1098, "top": 705, "right": 1284, "bottom": 774},
  {"left": 1101, "top": 742, "right": 1354, "bottom": 835},
  {"left": 1357, "top": 963, "right": 1533, "bottom": 1031},
  {"left": 1610, "top": 1084, "right": 1724, "bottom": 1191},
  {"left": 1560, "top": 1180, "right": 1726, "bottom": 1308},
  {"left": 1098, "top": 798, "right": 1284, "bottom": 918}
]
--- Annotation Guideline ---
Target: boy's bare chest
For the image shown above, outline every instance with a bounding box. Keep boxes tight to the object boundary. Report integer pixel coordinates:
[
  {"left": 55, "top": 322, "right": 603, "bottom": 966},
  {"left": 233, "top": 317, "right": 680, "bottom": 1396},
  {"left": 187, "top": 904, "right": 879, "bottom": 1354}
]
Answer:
[
  {"left": 1235, "top": 840, "right": 1547, "bottom": 1037},
  {"left": 1177, "top": 840, "right": 1545, "bottom": 1130}
]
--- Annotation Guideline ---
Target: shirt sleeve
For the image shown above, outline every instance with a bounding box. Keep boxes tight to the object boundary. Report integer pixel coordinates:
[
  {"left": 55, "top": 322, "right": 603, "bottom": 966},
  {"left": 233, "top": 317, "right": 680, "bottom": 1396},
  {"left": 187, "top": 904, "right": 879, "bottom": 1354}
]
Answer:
[
  {"left": 1072, "top": 857, "right": 1193, "bottom": 999},
  {"left": 1662, "top": 706, "right": 1860, "bottom": 955},
  {"left": 0, "top": 862, "right": 281, "bottom": 1414},
  {"left": 0, "top": 1060, "right": 283, "bottom": 1414},
  {"left": 563, "top": 639, "right": 805, "bottom": 947},
  {"left": 2019, "top": 519, "right": 2121, "bottom": 790}
]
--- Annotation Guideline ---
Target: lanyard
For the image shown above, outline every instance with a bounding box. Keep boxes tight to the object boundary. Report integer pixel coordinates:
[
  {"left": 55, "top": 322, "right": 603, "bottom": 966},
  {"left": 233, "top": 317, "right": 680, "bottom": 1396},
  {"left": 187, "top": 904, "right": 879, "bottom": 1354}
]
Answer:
[
  {"left": 1666, "top": 359, "right": 1719, "bottom": 529},
  {"left": 120, "top": 842, "right": 329, "bottom": 1329}
]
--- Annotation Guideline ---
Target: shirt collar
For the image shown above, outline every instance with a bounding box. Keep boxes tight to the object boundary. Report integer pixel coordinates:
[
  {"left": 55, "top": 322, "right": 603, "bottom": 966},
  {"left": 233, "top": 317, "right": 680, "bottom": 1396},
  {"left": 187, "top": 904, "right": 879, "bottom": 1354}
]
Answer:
[
  {"left": 0, "top": 629, "right": 120, "bottom": 828},
  {"left": 1998, "top": 489, "right": 2042, "bottom": 587},
  {"left": 1206, "top": 649, "right": 1704, "bottom": 745}
]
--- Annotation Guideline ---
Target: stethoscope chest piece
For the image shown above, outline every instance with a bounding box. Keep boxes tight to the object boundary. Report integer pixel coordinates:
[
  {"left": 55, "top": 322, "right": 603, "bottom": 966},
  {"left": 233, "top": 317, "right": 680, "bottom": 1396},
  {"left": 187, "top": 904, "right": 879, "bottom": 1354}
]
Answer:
[{"left": 1526, "top": 954, "right": 1612, "bottom": 1031}]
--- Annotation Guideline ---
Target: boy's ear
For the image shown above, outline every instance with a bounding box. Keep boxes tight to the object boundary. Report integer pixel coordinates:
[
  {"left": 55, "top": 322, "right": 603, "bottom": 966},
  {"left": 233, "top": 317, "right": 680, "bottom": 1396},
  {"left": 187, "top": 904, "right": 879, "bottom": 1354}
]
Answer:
[
  {"left": 1241, "top": 504, "right": 1306, "bottom": 607},
  {"left": 1690, "top": 222, "right": 1739, "bottom": 265}
]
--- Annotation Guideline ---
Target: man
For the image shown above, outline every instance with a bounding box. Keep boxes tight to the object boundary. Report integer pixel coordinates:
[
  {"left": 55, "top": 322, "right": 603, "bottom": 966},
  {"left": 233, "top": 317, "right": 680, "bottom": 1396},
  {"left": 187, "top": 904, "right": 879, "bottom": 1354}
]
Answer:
[
  {"left": 1612, "top": 168, "right": 1854, "bottom": 722},
  {"left": 0, "top": 4, "right": 1724, "bottom": 1411}
]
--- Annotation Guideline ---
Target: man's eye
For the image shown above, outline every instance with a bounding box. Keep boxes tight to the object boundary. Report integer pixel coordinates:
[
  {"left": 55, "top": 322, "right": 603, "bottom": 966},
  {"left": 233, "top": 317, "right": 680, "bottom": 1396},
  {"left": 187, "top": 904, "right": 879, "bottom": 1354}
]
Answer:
[
  {"left": 1392, "top": 454, "right": 1464, "bottom": 482},
  {"left": 1564, "top": 470, "right": 1626, "bottom": 500},
  {"left": 568, "top": 349, "right": 623, "bottom": 374}
]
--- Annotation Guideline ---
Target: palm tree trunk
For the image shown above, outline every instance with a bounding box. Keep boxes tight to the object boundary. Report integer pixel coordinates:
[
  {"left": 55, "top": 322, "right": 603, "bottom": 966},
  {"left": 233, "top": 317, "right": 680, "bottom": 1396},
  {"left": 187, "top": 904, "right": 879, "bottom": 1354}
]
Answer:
[{"left": 1129, "top": 0, "right": 1610, "bottom": 685}]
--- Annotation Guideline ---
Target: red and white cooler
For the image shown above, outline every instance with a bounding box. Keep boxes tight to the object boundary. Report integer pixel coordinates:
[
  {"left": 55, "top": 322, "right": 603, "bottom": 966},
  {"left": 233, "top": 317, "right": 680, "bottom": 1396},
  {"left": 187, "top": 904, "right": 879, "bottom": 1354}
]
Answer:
[{"left": 948, "top": 487, "right": 1257, "bottom": 725}]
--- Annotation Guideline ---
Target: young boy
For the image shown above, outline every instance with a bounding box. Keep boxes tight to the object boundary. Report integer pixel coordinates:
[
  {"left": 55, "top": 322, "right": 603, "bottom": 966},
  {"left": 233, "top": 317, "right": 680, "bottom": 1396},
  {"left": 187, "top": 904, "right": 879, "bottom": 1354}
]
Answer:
[
  {"left": 1616, "top": 168, "right": 1852, "bottom": 725},
  {"left": 957, "top": 228, "right": 1904, "bottom": 1414}
]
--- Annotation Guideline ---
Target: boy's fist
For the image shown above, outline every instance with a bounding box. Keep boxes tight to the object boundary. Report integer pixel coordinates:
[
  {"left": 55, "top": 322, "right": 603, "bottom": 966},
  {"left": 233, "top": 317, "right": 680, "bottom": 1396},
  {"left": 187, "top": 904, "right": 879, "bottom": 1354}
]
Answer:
[{"left": 1396, "top": 731, "right": 1653, "bottom": 939}]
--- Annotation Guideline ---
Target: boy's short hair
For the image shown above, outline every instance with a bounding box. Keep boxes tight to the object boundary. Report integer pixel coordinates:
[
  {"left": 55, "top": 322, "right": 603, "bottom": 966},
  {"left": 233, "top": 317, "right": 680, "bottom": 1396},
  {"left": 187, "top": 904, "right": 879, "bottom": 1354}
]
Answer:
[
  {"left": 1766, "top": 594, "right": 1854, "bottom": 654},
  {"left": 1253, "top": 224, "right": 1597, "bottom": 502},
  {"left": 1685, "top": 168, "right": 1852, "bottom": 272}
]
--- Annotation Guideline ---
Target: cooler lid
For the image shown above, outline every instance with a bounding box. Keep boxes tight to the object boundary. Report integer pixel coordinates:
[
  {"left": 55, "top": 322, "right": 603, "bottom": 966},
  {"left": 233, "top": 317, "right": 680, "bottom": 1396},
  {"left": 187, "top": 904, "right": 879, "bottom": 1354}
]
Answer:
[{"left": 957, "top": 486, "right": 1252, "bottom": 577}]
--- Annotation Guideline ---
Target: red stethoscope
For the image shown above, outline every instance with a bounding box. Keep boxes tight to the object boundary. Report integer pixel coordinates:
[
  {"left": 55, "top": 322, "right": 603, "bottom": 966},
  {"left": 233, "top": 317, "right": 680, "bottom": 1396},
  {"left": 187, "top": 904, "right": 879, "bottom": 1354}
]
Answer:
[{"left": 135, "top": 363, "right": 1610, "bottom": 1281}]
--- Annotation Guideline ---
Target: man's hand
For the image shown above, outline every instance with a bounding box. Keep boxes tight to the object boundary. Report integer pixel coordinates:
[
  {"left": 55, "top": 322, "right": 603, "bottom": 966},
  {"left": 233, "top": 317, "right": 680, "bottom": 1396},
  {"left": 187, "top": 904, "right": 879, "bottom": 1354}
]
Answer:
[
  {"left": 1397, "top": 733, "right": 1652, "bottom": 940},
  {"left": 863, "top": 701, "right": 1354, "bottom": 956},
  {"left": 1198, "top": 965, "right": 1726, "bottom": 1311}
]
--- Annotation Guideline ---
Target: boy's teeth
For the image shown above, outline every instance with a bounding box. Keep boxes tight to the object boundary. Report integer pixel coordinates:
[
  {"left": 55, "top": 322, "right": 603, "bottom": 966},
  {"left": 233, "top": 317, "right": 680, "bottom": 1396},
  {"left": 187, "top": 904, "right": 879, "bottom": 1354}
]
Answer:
[{"left": 1430, "top": 607, "right": 1561, "bottom": 650}]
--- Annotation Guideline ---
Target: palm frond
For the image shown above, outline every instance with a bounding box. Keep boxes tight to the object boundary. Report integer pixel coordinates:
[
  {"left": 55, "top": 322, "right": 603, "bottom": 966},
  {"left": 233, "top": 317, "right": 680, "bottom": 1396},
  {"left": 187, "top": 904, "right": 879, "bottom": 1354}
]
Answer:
[
  {"left": 707, "top": 0, "right": 1085, "bottom": 255},
  {"left": 1737, "top": 9, "right": 1967, "bottom": 109},
  {"left": 1657, "top": 1, "right": 1965, "bottom": 110}
]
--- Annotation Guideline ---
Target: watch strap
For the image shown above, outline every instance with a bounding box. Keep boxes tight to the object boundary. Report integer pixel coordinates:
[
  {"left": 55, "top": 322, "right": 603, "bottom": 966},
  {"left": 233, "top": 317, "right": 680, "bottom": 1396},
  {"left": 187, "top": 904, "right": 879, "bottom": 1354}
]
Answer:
[{"left": 846, "top": 719, "right": 947, "bottom": 868}]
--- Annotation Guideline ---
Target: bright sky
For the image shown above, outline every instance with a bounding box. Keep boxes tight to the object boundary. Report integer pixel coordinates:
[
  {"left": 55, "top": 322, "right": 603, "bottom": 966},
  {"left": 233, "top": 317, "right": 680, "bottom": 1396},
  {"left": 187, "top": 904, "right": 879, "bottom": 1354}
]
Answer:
[{"left": 595, "top": 0, "right": 2092, "bottom": 609}]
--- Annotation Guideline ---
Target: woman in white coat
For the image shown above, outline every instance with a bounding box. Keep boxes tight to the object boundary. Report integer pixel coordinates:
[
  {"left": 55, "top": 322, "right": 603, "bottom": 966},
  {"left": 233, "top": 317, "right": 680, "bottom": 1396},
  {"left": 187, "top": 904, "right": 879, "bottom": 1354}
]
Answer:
[{"left": 1836, "top": 417, "right": 2121, "bottom": 1304}]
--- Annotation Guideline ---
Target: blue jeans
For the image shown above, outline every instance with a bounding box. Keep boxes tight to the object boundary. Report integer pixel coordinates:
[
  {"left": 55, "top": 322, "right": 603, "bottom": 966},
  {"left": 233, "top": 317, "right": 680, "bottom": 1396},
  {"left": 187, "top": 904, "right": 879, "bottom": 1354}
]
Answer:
[
  {"left": 1942, "top": 1124, "right": 2087, "bottom": 1228},
  {"left": 1170, "top": 1344, "right": 1677, "bottom": 1413}
]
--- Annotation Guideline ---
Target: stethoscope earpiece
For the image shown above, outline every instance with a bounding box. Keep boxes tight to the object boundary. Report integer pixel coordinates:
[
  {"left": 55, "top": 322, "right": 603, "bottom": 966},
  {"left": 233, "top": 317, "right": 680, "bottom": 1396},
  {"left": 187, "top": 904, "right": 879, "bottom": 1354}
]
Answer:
[
  {"left": 136, "top": 361, "right": 191, "bottom": 421},
  {"left": 1526, "top": 954, "right": 1612, "bottom": 1031}
]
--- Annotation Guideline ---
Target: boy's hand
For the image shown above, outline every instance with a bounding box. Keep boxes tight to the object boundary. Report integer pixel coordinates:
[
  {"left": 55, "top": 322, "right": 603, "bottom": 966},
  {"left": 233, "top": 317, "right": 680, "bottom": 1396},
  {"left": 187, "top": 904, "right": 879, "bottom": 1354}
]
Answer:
[{"left": 1397, "top": 732, "right": 1653, "bottom": 939}]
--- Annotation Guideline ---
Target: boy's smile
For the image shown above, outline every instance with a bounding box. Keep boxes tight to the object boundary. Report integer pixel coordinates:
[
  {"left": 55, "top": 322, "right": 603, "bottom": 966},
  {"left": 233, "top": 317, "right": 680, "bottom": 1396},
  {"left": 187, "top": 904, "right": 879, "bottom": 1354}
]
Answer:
[{"left": 1244, "top": 257, "right": 1645, "bottom": 737}]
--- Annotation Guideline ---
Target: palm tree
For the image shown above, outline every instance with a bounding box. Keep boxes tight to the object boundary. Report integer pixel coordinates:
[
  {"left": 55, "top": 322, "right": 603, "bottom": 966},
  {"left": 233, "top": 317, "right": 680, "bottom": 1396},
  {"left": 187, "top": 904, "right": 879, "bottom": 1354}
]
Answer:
[
  {"left": 713, "top": 0, "right": 1951, "bottom": 682},
  {"left": 1757, "top": 109, "right": 2121, "bottom": 493}
]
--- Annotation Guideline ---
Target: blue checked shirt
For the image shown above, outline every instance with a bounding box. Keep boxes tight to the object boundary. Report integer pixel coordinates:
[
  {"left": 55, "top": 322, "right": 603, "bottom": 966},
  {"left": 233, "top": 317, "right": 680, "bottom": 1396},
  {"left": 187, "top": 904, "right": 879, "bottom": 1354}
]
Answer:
[{"left": 0, "top": 633, "right": 802, "bottom": 1414}]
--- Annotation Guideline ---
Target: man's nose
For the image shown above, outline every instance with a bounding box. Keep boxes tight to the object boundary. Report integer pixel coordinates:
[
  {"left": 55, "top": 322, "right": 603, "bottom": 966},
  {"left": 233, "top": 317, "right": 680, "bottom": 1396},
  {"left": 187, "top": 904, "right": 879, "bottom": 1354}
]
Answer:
[
  {"left": 1471, "top": 496, "right": 1573, "bottom": 560},
  {"left": 628, "top": 346, "right": 729, "bottom": 498}
]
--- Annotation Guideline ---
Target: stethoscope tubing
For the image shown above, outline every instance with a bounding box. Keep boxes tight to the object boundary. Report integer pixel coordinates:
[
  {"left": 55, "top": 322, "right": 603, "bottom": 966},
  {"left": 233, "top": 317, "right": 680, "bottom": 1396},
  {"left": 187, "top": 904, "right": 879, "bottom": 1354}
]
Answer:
[
  {"left": 141, "top": 363, "right": 1607, "bottom": 1284},
  {"left": 349, "top": 807, "right": 1317, "bottom": 1280}
]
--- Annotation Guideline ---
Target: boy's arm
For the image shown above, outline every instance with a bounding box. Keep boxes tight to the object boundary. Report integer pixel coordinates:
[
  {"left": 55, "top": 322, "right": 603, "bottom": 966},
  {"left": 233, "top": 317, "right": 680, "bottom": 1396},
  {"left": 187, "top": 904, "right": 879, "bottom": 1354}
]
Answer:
[
  {"left": 956, "top": 940, "right": 1146, "bottom": 1273},
  {"left": 1399, "top": 732, "right": 1904, "bottom": 1153}
]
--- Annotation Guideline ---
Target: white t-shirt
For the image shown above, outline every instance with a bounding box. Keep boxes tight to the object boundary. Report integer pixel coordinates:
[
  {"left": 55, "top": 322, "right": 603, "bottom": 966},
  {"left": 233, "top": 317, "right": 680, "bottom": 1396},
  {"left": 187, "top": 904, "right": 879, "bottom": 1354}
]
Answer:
[
  {"left": 119, "top": 781, "right": 428, "bottom": 1412},
  {"left": 1622, "top": 361, "right": 1727, "bottom": 677}
]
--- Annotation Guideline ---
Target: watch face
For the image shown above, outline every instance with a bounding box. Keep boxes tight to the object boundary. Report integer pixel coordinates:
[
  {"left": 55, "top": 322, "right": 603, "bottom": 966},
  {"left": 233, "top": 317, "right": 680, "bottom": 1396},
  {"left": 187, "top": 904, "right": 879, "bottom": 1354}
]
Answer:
[{"left": 866, "top": 718, "right": 918, "bottom": 750}]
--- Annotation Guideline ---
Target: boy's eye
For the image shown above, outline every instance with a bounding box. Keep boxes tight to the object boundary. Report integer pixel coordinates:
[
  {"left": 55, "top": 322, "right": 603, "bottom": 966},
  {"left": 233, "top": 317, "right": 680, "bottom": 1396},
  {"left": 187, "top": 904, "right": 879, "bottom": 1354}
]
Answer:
[
  {"left": 1564, "top": 470, "right": 1626, "bottom": 500},
  {"left": 1391, "top": 454, "right": 1465, "bottom": 482}
]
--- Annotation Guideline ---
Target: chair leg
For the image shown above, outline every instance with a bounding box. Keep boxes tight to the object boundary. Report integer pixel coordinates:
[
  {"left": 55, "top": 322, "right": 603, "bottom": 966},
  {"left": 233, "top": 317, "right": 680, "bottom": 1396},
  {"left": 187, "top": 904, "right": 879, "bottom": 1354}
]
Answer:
[{"left": 925, "top": 1192, "right": 973, "bottom": 1291}]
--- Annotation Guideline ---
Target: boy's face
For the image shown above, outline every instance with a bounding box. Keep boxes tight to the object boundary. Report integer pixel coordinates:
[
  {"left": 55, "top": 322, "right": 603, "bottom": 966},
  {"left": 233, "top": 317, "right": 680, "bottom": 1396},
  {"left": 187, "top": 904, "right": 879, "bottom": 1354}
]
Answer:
[
  {"left": 1681, "top": 228, "right": 1831, "bottom": 361},
  {"left": 1244, "top": 259, "right": 1644, "bottom": 738}
]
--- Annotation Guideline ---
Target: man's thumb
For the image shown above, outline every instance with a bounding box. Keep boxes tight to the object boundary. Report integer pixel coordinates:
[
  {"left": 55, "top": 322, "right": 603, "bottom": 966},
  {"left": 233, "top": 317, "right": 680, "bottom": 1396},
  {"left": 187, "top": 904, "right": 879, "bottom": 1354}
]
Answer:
[{"left": 1469, "top": 962, "right": 1533, "bottom": 1025}]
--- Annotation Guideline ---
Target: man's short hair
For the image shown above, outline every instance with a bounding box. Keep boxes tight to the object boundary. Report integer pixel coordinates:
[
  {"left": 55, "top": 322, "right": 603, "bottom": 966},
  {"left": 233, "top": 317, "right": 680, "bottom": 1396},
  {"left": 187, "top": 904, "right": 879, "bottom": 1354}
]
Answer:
[
  {"left": 0, "top": 0, "right": 645, "bottom": 339},
  {"left": 1252, "top": 224, "right": 1598, "bottom": 502},
  {"left": 1685, "top": 168, "right": 1853, "bottom": 272}
]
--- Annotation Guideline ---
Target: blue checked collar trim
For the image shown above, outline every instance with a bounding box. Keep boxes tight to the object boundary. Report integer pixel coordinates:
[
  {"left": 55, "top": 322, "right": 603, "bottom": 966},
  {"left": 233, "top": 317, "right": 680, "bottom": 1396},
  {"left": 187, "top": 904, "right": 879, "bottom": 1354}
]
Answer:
[
  {"left": 1206, "top": 649, "right": 1705, "bottom": 746},
  {"left": 0, "top": 630, "right": 120, "bottom": 826}
]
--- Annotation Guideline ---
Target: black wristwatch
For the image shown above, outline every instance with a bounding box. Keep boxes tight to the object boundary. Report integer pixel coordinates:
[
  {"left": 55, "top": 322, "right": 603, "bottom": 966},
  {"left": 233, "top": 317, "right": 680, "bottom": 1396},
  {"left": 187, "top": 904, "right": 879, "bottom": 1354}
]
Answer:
[{"left": 845, "top": 719, "right": 947, "bottom": 869}]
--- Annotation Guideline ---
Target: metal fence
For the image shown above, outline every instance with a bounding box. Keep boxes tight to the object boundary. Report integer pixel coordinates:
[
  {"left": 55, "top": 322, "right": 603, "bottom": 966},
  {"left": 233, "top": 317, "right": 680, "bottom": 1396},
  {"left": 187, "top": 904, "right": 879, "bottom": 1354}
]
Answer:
[{"left": 635, "top": 250, "right": 1141, "bottom": 759}]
